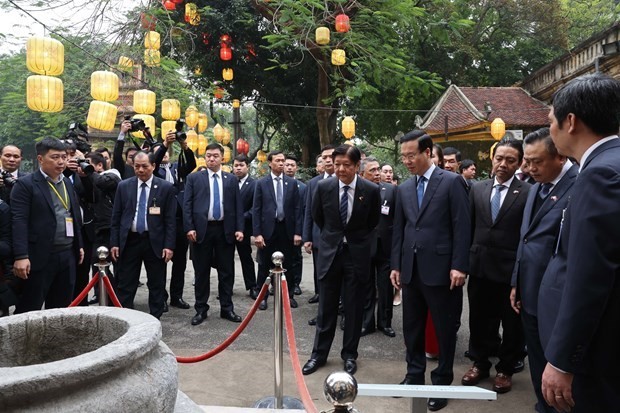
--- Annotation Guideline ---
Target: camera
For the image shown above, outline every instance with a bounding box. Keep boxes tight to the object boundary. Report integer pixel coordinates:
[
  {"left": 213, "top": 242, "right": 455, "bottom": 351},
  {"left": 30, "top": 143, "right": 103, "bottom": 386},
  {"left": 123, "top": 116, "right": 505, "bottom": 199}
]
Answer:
[
  {"left": 75, "top": 158, "right": 95, "bottom": 175},
  {"left": 175, "top": 119, "right": 187, "bottom": 142},
  {"left": 0, "top": 170, "right": 17, "bottom": 187},
  {"left": 64, "top": 122, "right": 92, "bottom": 153},
  {"left": 124, "top": 116, "right": 146, "bottom": 133}
]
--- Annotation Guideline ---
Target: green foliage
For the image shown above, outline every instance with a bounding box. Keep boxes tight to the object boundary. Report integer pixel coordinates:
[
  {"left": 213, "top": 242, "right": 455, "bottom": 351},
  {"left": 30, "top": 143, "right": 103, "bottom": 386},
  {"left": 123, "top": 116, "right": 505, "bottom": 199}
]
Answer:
[{"left": 561, "top": 0, "right": 620, "bottom": 48}]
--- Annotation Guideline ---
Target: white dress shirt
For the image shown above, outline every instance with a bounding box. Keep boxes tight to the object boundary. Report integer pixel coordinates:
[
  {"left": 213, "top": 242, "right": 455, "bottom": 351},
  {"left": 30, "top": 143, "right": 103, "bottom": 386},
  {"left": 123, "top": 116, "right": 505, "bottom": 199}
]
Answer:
[{"left": 490, "top": 175, "right": 515, "bottom": 208}]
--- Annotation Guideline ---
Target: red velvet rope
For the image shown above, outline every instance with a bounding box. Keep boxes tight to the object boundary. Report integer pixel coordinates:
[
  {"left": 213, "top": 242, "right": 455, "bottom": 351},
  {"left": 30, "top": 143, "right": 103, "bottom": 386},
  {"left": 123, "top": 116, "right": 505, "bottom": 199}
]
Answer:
[
  {"left": 68, "top": 272, "right": 100, "bottom": 307},
  {"left": 102, "top": 274, "right": 123, "bottom": 308}
]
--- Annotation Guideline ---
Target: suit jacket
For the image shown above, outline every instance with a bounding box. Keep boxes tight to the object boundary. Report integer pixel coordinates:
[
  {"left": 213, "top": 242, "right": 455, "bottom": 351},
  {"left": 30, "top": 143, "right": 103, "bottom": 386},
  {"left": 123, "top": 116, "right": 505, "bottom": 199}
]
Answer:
[
  {"left": 112, "top": 138, "right": 136, "bottom": 179},
  {"left": 391, "top": 168, "right": 470, "bottom": 287},
  {"left": 110, "top": 176, "right": 176, "bottom": 256},
  {"left": 312, "top": 177, "right": 380, "bottom": 281},
  {"left": 11, "top": 170, "right": 83, "bottom": 272},
  {"left": 375, "top": 182, "right": 397, "bottom": 259},
  {"left": 303, "top": 174, "right": 333, "bottom": 244},
  {"left": 539, "top": 138, "right": 620, "bottom": 376},
  {"left": 511, "top": 164, "right": 578, "bottom": 316},
  {"left": 239, "top": 176, "right": 256, "bottom": 236},
  {"left": 469, "top": 178, "right": 530, "bottom": 284},
  {"left": 253, "top": 174, "right": 302, "bottom": 240}
]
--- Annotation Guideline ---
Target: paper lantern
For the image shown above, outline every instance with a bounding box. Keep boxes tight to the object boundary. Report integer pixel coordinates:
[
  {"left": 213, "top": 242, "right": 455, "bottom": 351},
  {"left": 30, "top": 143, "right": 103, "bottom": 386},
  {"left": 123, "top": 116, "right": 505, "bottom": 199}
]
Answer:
[
  {"left": 130, "top": 114, "right": 156, "bottom": 139},
  {"left": 195, "top": 157, "right": 206, "bottom": 169},
  {"left": 236, "top": 138, "right": 249, "bottom": 155},
  {"left": 342, "top": 116, "right": 355, "bottom": 139},
  {"left": 232, "top": 99, "right": 240, "bottom": 109},
  {"left": 26, "top": 36, "right": 64, "bottom": 76},
  {"left": 172, "top": 0, "right": 183, "bottom": 3},
  {"left": 118, "top": 56, "right": 133, "bottom": 71},
  {"left": 144, "top": 49, "right": 161, "bottom": 67},
  {"left": 91, "top": 71, "right": 119, "bottom": 102},
  {"left": 186, "top": 130, "right": 198, "bottom": 151},
  {"left": 222, "top": 146, "right": 231, "bottom": 163},
  {"left": 144, "top": 31, "right": 160, "bottom": 50},
  {"left": 161, "top": 99, "right": 181, "bottom": 120},
  {"left": 185, "top": 3, "right": 198, "bottom": 23},
  {"left": 133, "top": 89, "right": 156, "bottom": 114},
  {"left": 222, "top": 128, "right": 231, "bottom": 145},
  {"left": 87, "top": 100, "right": 118, "bottom": 131},
  {"left": 161, "top": 120, "right": 177, "bottom": 139},
  {"left": 335, "top": 14, "right": 350, "bottom": 33},
  {"left": 197, "top": 134, "right": 207, "bottom": 156},
  {"left": 220, "top": 46, "right": 232, "bottom": 61},
  {"left": 220, "top": 34, "right": 232, "bottom": 46},
  {"left": 213, "top": 123, "right": 224, "bottom": 142},
  {"left": 26, "top": 75, "right": 63, "bottom": 113},
  {"left": 491, "top": 118, "right": 506, "bottom": 141},
  {"left": 256, "top": 150, "right": 267, "bottom": 163},
  {"left": 331, "top": 49, "right": 346, "bottom": 66},
  {"left": 185, "top": 105, "right": 199, "bottom": 128},
  {"left": 197, "top": 113, "right": 208, "bottom": 132},
  {"left": 315, "top": 27, "right": 330, "bottom": 45},
  {"left": 214, "top": 87, "right": 224, "bottom": 99},
  {"left": 163, "top": 1, "right": 176, "bottom": 11},
  {"left": 188, "top": 14, "right": 200, "bottom": 25},
  {"left": 222, "top": 68, "right": 233, "bottom": 81}
]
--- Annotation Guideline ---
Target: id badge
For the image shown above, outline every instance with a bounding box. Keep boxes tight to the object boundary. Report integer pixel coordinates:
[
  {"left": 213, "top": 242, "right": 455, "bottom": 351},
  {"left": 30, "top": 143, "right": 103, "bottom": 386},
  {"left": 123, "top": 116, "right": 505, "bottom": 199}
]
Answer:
[
  {"left": 65, "top": 217, "right": 74, "bottom": 237},
  {"left": 381, "top": 205, "right": 390, "bottom": 215},
  {"left": 149, "top": 206, "right": 161, "bottom": 215}
]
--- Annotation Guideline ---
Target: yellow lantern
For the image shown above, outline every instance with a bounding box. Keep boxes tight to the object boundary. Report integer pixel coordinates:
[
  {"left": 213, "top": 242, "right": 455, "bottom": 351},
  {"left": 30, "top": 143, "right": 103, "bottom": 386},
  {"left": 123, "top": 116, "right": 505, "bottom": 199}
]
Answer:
[
  {"left": 221, "top": 165, "right": 232, "bottom": 173},
  {"left": 232, "top": 99, "right": 240, "bottom": 109},
  {"left": 331, "top": 49, "right": 346, "bottom": 66},
  {"left": 256, "top": 150, "right": 267, "bottom": 163},
  {"left": 144, "top": 31, "right": 160, "bottom": 50},
  {"left": 130, "top": 114, "right": 156, "bottom": 139},
  {"left": 490, "top": 118, "right": 506, "bottom": 141},
  {"left": 186, "top": 130, "right": 198, "bottom": 152},
  {"left": 185, "top": 105, "right": 199, "bottom": 128},
  {"left": 213, "top": 123, "right": 225, "bottom": 143},
  {"left": 342, "top": 116, "right": 355, "bottom": 139},
  {"left": 222, "top": 146, "right": 231, "bottom": 163},
  {"left": 185, "top": 3, "right": 198, "bottom": 21},
  {"left": 118, "top": 56, "right": 133, "bottom": 71},
  {"left": 197, "top": 113, "right": 208, "bottom": 132},
  {"left": 197, "top": 134, "right": 207, "bottom": 156},
  {"left": 26, "top": 75, "right": 63, "bottom": 113},
  {"left": 133, "top": 89, "right": 156, "bottom": 115},
  {"left": 315, "top": 27, "right": 330, "bottom": 45},
  {"left": 26, "top": 36, "right": 64, "bottom": 76},
  {"left": 161, "top": 120, "right": 177, "bottom": 139},
  {"left": 195, "top": 157, "right": 206, "bottom": 170},
  {"left": 144, "top": 49, "right": 161, "bottom": 67},
  {"left": 87, "top": 100, "right": 118, "bottom": 131},
  {"left": 222, "top": 68, "right": 234, "bottom": 81},
  {"left": 91, "top": 71, "right": 119, "bottom": 102},
  {"left": 222, "top": 128, "right": 231, "bottom": 145},
  {"left": 161, "top": 99, "right": 181, "bottom": 120}
]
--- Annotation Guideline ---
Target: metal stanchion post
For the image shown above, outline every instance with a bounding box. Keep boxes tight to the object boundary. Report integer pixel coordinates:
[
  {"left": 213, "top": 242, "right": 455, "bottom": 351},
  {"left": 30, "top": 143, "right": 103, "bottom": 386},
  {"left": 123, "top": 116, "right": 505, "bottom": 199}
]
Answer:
[
  {"left": 323, "top": 371, "right": 360, "bottom": 413},
  {"left": 95, "top": 246, "right": 111, "bottom": 307}
]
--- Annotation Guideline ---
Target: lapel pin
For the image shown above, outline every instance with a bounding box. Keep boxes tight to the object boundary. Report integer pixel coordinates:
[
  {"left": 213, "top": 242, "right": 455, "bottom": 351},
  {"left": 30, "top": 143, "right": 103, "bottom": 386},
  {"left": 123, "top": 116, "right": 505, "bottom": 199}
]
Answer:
[
  {"left": 358, "top": 196, "right": 364, "bottom": 201},
  {"left": 551, "top": 196, "right": 558, "bottom": 202},
  {"left": 285, "top": 182, "right": 288, "bottom": 185},
  {"left": 513, "top": 190, "right": 519, "bottom": 194},
  {"left": 154, "top": 185, "right": 158, "bottom": 189}
]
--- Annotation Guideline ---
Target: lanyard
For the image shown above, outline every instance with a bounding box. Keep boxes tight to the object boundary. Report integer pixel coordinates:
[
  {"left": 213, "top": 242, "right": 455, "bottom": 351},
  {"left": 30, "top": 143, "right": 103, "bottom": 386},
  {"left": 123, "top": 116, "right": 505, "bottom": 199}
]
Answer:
[{"left": 47, "top": 180, "right": 69, "bottom": 211}]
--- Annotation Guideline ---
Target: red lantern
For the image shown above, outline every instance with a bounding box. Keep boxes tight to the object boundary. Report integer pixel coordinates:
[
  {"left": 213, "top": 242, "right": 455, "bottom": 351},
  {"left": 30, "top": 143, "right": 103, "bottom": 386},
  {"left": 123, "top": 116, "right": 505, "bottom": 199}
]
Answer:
[
  {"left": 335, "top": 14, "right": 350, "bottom": 33},
  {"left": 141, "top": 13, "right": 157, "bottom": 31},
  {"left": 202, "top": 32, "right": 210, "bottom": 45},
  {"left": 220, "top": 34, "right": 232, "bottom": 46},
  {"left": 236, "top": 138, "right": 249, "bottom": 155},
  {"left": 172, "top": 0, "right": 183, "bottom": 3},
  {"left": 220, "top": 46, "right": 232, "bottom": 61},
  {"left": 214, "top": 87, "right": 224, "bottom": 99},
  {"left": 163, "top": 0, "right": 175, "bottom": 10}
]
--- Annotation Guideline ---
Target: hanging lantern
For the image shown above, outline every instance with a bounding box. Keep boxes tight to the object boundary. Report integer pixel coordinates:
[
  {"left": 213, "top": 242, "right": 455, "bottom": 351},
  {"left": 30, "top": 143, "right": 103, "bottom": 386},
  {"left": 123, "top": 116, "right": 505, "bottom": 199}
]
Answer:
[
  {"left": 236, "top": 138, "right": 249, "bottom": 155},
  {"left": 342, "top": 116, "right": 355, "bottom": 139},
  {"left": 256, "top": 150, "right": 267, "bottom": 163},
  {"left": 490, "top": 118, "right": 506, "bottom": 141},
  {"left": 185, "top": 105, "right": 199, "bottom": 128},
  {"left": 133, "top": 89, "right": 156, "bottom": 114},
  {"left": 197, "top": 134, "right": 207, "bottom": 156},
  {"left": 118, "top": 56, "right": 134, "bottom": 71},
  {"left": 87, "top": 100, "right": 118, "bottom": 131},
  {"left": 189, "top": 14, "right": 200, "bottom": 25},
  {"left": 185, "top": 3, "right": 198, "bottom": 23},
  {"left": 26, "top": 36, "right": 64, "bottom": 76},
  {"left": 194, "top": 67, "right": 202, "bottom": 76},
  {"left": 130, "top": 114, "right": 156, "bottom": 139},
  {"left": 144, "top": 49, "right": 161, "bottom": 67},
  {"left": 232, "top": 99, "right": 241, "bottom": 109},
  {"left": 214, "top": 87, "right": 225, "bottom": 99},
  {"left": 26, "top": 75, "right": 63, "bottom": 113},
  {"left": 144, "top": 31, "right": 160, "bottom": 50},
  {"left": 335, "top": 14, "right": 350, "bottom": 33},
  {"left": 163, "top": 0, "right": 176, "bottom": 11},
  {"left": 197, "top": 113, "right": 208, "bottom": 132},
  {"left": 222, "top": 146, "right": 232, "bottom": 163},
  {"left": 172, "top": 0, "right": 183, "bottom": 3},
  {"left": 202, "top": 32, "right": 210, "bottom": 45},
  {"left": 220, "top": 46, "right": 232, "bottom": 61},
  {"left": 222, "top": 128, "right": 231, "bottom": 145},
  {"left": 331, "top": 49, "right": 346, "bottom": 66},
  {"left": 315, "top": 27, "right": 330, "bottom": 45},
  {"left": 161, "top": 120, "right": 177, "bottom": 139},
  {"left": 220, "top": 34, "right": 232, "bottom": 46},
  {"left": 91, "top": 71, "right": 119, "bottom": 102},
  {"left": 141, "top": 13, "right": 157, "bottom": 31},
  {"left": 161, "top": 99, "right": 181, "bottom": 120},
  {"left": 213, "top": 123, "right": 224, "bottom": 142},
  {"left": 186, "top": 130, "right": 198, "bottom": 151},
  {"left": 222, "top": 68, "right": 233, "bottom": 81}
]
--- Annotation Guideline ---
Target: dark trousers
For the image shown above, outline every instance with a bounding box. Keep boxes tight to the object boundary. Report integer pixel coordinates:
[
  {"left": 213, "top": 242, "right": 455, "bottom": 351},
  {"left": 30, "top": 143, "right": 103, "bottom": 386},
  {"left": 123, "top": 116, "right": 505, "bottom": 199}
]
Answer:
[
  {"left": 572, "top": 374, "right": 620, "bottom": 413},
  {"left": 402, "top": 264, "right": 462, "bottom": 385},
  {"left": 166, "top": 222, "right": 189, "bottom": 302},
  {"left": 522, "top": 310, "right": 556, "bottom": 413},
  {"left": 290, "top": 245, "right": 303, "bottom": 286},
  {"left": 311, "top": 245, "right": 364, "bottom": 361},
  {"left": 236, "top": 230, "right": 256, "bottom": 291},
  {"left": 362, "top": 246, "right": 393, "bottom": 330},
  {"left": 467, "top": 276, "right": 524, "bottom": 374},
  {"left": 257, "top": 221, "right": 295, "bottom": 296},
  {"left": 192, "top": 223, "right": 235, "bottom": 314},
  {"left": 15, "top": 248, "right": 76, "bottom": 313},
  {"left": 116, "top": 232, "right": 166, "bottom": 319},
  {"left": 311, "top": 247, "right": 319, "bottom": 294}
]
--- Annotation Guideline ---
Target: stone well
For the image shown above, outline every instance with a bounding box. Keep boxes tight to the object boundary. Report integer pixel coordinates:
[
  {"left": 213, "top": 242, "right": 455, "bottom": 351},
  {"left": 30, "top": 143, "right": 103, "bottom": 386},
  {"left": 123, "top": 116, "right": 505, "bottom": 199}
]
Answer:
[{"left": 0, "top": 307, "right": 178, "bottom": 412}]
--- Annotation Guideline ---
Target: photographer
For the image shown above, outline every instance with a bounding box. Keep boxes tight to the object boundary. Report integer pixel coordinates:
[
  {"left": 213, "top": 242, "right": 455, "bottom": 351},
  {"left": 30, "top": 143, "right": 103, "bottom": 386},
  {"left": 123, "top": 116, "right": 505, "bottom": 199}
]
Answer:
[
  {"left": 0, "top": 145, "right": 26, "bottom": 203},
  {"left": 114, "top": 118, "right": 157, "bottom": 180}
]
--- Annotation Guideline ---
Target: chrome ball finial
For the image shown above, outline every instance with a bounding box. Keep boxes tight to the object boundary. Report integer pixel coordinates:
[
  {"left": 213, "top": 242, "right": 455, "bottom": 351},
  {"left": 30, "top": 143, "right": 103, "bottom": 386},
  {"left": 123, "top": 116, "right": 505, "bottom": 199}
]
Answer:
[
  {"left": 271, "top": 251, "right": 284, "bottom": 267},
  {"left": 324, "top": 371, "right": 358, "bottom": 407},
  {"left": 96, "top": 246, "right": 109, "bottom": 261}
]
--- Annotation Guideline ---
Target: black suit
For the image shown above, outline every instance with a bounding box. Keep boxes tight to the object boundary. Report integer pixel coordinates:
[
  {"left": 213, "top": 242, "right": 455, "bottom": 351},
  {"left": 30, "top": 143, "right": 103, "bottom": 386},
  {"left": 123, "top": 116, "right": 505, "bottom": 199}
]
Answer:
[
  {"left": 11, "top": 170, "right": 83, "bottom": 313},
  {"left": 310, "top": 176, "right": 380, "bottom": 362},
  {"left": 236, "top": 175, "right": 257, "bottom": 292},
  {"left": 110, "top": 176, "right": 176, "bottom": 318},
  {"left": 468, "top": 177, "right": 530, "bottom": 375}
]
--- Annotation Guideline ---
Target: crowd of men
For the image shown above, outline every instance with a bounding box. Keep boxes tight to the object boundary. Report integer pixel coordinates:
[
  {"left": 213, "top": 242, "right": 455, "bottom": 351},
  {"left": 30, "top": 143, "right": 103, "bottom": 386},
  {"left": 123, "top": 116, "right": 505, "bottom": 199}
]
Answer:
[{"left": 0, "top": 73, "right": 618, "bottom": 412}]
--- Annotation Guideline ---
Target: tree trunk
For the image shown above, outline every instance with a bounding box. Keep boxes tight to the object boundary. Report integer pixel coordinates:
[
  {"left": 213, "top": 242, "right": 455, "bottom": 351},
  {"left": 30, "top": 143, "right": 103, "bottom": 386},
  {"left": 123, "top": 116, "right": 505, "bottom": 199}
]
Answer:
[{"left": 316, "top": 63, "right": 333, "bottom": 148}]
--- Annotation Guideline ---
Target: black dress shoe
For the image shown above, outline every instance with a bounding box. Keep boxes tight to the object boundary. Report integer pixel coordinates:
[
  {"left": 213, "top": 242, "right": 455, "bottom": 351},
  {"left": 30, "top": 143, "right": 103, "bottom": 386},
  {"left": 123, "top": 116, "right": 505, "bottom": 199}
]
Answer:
[
  {"left": 302, "top": 359, "right": 325, "bottom": 375},
  {"left": 290, "top": 298, "right": 298, "bottom": 308},
  {"left": 249, "top": 288, "right": 259, "bottom": 300},
  {"left": 360, "top": 326, "right": 375, "bottom": 336},
  {"left": 220, "top": 310, "right": 242, "bottom": 322},
  {"left": 294, "top": 284, "right": 302, "bottom": 295},
  {"left": 344, "top": 359, "right": 357, "bottom": 374},
  {"left": 513, "top": 359, "right": 525, "bottom": 373},
  {"left": 428, "top": 398, "right": 448, "bottom": 411},
  {"left": 163, "top": 302, "right": 169, "bottom": 313},
  {"left": 191, "top": 311, "right": 208, "bottom": 326},
  {"left": 379, "top": 326, "right": 396, "bottom": 337},
  {"left": 259, "top": 299, "right": 268, "bottom": 310},
  {"left": 308, "top": 317, "right": 317, "bottom": 326},
  {"left": 170, "top": 298, "right": 190, "bottom": 309},
  {"left": 308, "top": 294, "right": 319, "bottom": 304}
]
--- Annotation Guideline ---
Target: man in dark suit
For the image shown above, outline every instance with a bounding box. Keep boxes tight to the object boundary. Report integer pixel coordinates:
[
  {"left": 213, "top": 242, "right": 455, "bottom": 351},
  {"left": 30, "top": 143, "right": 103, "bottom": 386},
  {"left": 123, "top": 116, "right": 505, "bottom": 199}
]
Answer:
[
  {"left": 110, "top": 151, "right": 176, "bottom": 319},
  {"left": 302, "top": 145, "right": 381, "bottom": 376},
  {"left": 538, "top": 73, "right": 620, "bottom": 413},
  {"left": 253, "top": 151, "right": 302, "bottom": 310},
  {"left": 360, "top": 156, "right": 397, "bottom": 338},
  {"left": 233, "top": 154, "right": 258, "bottom": 299},
  {"left": 462, "top": 138, "right": 530, "bottom": 394},
  {"left": 184, "top": 143, "right": 244, "bottom": 325},
  {"left": 0, "top": 144, "right": 27, "bottom": 203},
  {"left": 509, "top": 128, "right": 578, "bottom": 413},
  {"left": 390, "top": 130, "right": 470, "bottom": 412},
  {"left": 11, "top": 137, "right": 84, "bottom": 313},
  {"left": 285, "top": 154, "right": 306, "bottom": 296},
  {"left": 113, "top": 119, "right": 138, "bottom": 179}
]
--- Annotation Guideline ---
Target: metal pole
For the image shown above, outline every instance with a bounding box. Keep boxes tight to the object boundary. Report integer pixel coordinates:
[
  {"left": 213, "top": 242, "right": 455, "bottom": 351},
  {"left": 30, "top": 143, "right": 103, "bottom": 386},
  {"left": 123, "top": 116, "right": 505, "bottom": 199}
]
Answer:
[{"left": 95, "top": 246, "right": 111, "bottom": 307}]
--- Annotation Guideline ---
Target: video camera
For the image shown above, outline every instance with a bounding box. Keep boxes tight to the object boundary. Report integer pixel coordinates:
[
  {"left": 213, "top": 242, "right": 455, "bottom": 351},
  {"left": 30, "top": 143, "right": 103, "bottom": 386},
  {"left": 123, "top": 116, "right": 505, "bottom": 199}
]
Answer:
[
  {"left": 174, "top": 119, "right": 187, "bottom": 142},
  {"left": 63, "top": 122, "right": 92, "bottom": 154},
  {"left": 0, "top": 171, "right": 17, "bottom": 187},
  {"left": 75, "top": 158, "right": 95, "bottom": 175}
]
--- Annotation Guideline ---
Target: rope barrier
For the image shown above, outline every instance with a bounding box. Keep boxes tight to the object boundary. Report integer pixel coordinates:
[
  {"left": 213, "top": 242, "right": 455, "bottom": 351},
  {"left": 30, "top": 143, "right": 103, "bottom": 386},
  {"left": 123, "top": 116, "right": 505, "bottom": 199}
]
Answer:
[
  {"left": 281, "top": 279, "right": 319, "bottom": 413},
  {"left": 68, "top": 272, "right": 100, "bottom": 307},
  {"left": 102, "top": 274, "right": 123, "bottom": 308},
  {"left": 175, "top": 281, "right": 270, "bottom": 363}
]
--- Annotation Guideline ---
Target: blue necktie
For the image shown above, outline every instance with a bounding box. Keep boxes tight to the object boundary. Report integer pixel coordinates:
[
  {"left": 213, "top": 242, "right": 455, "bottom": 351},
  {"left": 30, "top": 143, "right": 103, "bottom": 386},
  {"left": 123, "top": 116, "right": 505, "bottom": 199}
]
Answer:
[
  {"left": 212, "top": 174, "right": 221, "bottom": 220},
  {"left": 137, "top": 182, "right": 147, "bottom": 233},
  {"left": 539, "top": 182, "right": 553, "bottom": 199},
  {"left": 417, "top": 176, "right": 426, "bottom": 208},
  {"left": 491, "top": 184, "right": 505, "bottom": 222},
  {"left": 276, "top": 177, "right": 284, "bottom": 221},
  {"left": 340, "top": 185, "right": 350, "bottom": 226}
]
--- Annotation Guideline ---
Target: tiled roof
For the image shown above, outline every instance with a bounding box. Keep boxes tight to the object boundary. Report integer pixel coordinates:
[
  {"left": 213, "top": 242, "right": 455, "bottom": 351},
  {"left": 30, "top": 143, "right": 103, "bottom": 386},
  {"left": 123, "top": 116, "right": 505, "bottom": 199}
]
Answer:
[{"left": 420, "top": 85, "right": 549, "bottom": 133}]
